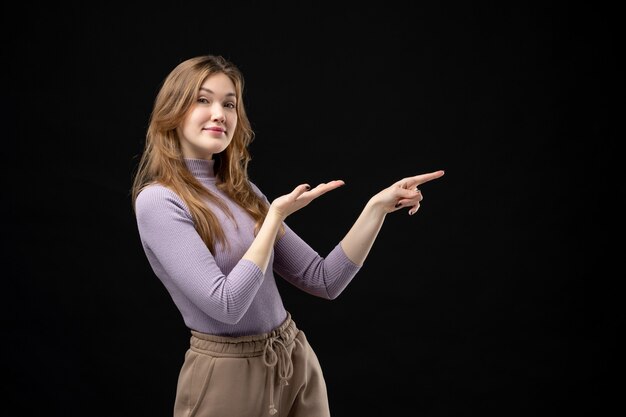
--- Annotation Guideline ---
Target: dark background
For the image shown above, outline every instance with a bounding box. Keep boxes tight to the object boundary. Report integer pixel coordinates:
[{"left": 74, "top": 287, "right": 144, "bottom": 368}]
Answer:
[{"left": 3, "top": 2, "right": 621, "bottom": 416}]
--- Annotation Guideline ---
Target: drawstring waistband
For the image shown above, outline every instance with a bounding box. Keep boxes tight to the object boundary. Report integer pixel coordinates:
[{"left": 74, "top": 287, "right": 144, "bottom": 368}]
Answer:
[{"left": 189, "top": 313, "right": 300, "bottom": 416}]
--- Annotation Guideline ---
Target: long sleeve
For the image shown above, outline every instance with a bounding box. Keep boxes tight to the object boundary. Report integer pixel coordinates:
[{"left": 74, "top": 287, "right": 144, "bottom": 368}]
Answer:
[
  {"left": 248, "top": 182, "right": 362, "bottom": 299},
  {"left": 273, "top": 222, "right": 362, "bottom": 299},
  {"left": 135, "top": 185, "right": 264, "bottom": 325}
]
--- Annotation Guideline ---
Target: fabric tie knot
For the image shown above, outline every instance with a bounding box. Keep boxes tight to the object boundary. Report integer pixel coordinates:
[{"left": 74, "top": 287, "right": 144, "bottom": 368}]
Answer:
[{"left": 263, "top": 335, "right": 295, "bottom": 415}]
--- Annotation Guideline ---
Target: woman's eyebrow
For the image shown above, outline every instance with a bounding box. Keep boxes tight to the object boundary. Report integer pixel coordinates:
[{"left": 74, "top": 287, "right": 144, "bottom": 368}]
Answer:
[{"left": 199, "top": 87, "right": 236, "bottom": 97}]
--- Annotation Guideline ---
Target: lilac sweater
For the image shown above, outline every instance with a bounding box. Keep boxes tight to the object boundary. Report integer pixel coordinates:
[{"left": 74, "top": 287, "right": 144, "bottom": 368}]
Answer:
[{"left": 134, "top": 158, "right": 361, "bottom": 336}]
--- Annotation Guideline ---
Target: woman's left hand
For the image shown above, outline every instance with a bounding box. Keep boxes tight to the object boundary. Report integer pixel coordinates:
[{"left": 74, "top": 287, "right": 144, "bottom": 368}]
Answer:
[{"left": 369, "top": 170, "right": 445, "bottom": 215}]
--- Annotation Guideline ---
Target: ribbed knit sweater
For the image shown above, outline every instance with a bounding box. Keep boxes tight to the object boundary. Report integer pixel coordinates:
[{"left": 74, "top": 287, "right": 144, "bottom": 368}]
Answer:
[{"left": 134, "top": 158, "right": 361, "bottom": 336}]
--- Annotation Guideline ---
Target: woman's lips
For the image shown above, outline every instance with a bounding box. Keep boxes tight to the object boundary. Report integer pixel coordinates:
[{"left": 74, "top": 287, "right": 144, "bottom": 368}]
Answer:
[{"left": 203, "top": 127, "right": 225, "bottom": 136}]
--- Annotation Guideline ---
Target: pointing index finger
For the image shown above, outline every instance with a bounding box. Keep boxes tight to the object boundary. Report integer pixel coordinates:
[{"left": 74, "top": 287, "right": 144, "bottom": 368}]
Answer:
[{"left": 410, "top": 170, "right": 445, "bottom": 187}]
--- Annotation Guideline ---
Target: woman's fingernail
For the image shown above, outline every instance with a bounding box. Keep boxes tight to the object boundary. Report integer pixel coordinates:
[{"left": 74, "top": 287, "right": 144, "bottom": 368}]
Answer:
[{"left": 305, "top": 185, "right": 311, "bottom": 190}]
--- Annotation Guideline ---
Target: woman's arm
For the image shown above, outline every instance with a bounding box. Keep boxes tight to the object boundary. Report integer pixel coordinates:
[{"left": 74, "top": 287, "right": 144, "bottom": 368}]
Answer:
[
  {"left": 135, "top": 185, "right": 266, "bottom": 325},
  {"left": 268, "top": 171, "right": 444, "bottom": 299},
  {"left": 242, "top": 181, "right": 346, "bottom": 273},
  {"left": 339, "top": 201, "right": 386, "bottom": 267},
  {"left": 340, "top": 170, "right": 445, "bottom": 266},
  {"left": 135, "top": 181, "right": 344, "bottom": 325}
]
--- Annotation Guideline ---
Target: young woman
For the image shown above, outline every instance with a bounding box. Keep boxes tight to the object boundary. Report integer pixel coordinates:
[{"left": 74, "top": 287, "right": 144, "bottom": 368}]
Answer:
[{"left": 131, "top": 54, "right": 444, "bottom": 417}]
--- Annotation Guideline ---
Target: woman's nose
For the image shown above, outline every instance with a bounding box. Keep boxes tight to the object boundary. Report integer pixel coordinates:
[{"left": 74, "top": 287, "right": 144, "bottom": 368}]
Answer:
[{"left": 212, "top": 105, "right": 226, "bottom": 122}]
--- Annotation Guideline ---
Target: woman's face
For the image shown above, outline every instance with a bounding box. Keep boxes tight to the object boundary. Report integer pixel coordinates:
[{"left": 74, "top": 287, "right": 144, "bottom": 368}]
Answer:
[{"left": 179, "top": 73, "right": 238, "bottom": 160}]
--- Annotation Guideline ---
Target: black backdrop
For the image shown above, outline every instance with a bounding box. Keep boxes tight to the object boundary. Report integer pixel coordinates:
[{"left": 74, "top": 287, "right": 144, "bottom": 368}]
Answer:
[{"left": 3, "top": 2, "right": 621, "bottom": 416}]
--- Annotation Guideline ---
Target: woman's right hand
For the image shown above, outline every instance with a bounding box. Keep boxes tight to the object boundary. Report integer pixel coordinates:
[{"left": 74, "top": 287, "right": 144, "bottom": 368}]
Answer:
[{"left": 269, "top": 180, "right": 345, "bottom": 220}]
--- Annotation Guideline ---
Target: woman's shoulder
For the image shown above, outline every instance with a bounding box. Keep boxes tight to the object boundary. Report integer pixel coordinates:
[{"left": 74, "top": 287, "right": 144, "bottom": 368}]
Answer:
[
  {"left": 135, "top": 183, "right": 186, "bottom": 213},
  {"left": 248, "top": 180, "right": 262, "bottom": 195},
  {"left": 248, "top": 180, "right": 269, "bottom": 203},
  {"left": 136, "top": 182, "right": 176, "bottom": 199}
]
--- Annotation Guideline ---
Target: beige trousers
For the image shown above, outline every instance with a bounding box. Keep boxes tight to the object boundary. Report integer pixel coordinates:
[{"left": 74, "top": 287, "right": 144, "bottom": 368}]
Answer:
[{"left": 173, "top": 313, "right": 330, "bottom": 417}]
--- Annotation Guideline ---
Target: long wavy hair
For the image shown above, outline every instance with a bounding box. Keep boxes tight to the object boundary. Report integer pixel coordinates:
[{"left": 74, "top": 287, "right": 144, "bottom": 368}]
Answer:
[{"left": 131, "top": 55, "right": 277, "bottom": 253}]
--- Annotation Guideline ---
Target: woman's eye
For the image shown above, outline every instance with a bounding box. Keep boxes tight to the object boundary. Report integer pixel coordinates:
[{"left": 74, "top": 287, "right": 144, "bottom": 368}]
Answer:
[
  {"left": 225, "top": 102, "right": 236, "bottom": 109},
  {"left": 197, "top": 97, "right": 209, "bottom": 104}
]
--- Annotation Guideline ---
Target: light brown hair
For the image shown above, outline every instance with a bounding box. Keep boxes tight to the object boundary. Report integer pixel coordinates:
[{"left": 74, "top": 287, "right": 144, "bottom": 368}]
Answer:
[{"left": 131, "top": 55, "right": 276, "bottom": 253}]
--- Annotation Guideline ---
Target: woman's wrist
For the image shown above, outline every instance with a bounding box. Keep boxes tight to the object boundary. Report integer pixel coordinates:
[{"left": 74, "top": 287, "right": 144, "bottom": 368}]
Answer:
[
  {"left": 267, "top": 205, "right": 287, "bottom": 223},
  {"left": 365, "top": 197, "right": 389, "bottom": 218}
]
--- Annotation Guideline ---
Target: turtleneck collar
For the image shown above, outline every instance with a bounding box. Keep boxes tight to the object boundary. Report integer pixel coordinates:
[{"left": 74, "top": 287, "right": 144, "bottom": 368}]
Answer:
[{"left": 184, "top": 158, "right": 216, "bottom": 180}]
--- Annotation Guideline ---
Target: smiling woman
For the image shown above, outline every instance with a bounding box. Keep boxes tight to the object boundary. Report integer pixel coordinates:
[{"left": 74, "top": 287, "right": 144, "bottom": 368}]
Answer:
[
  {"left": 178, "top": 74, "right": 238, "bottom": 160},
  {"left": 130, "top": 54, "right": 444, "bottom": 417}
]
